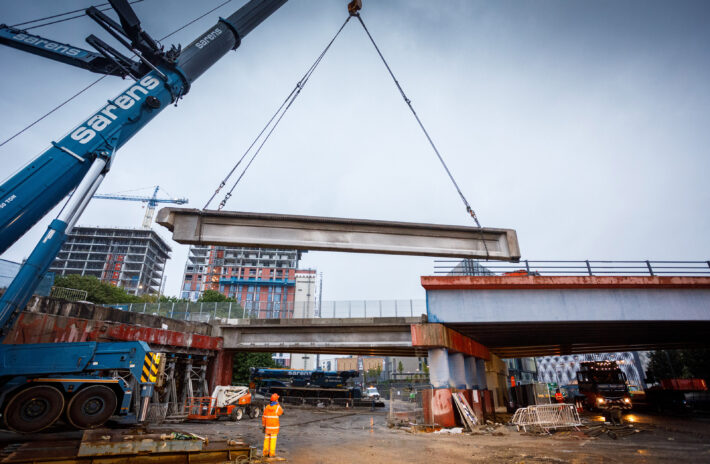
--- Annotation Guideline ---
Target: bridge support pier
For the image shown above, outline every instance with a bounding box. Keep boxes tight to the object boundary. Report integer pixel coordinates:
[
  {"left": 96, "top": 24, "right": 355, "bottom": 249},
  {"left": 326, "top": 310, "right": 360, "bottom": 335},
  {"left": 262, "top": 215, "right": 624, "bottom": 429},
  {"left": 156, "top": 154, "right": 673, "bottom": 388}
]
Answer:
[
  {"left": 476, "top": 358, "right": 487, "bottom": 390},
  {"left": 464, "top": 356, "right": 477, "bottom": 389},
  {"left": 427, "top": 348, "right": 451, "bottom": 388},
  {"left": 427, "top": 348, "right": 489, "bottom": 425},
  {"left": 448, "top": 352, "right": 466, "bottom": 389}
]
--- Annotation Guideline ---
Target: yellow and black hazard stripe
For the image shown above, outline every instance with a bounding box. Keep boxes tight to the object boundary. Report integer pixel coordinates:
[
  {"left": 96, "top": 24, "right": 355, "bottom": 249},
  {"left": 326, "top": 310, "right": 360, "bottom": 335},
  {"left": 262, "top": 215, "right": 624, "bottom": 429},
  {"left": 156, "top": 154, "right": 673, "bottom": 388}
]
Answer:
[{"left": 141, "top": 352, "right": 161, "bottom": 383}]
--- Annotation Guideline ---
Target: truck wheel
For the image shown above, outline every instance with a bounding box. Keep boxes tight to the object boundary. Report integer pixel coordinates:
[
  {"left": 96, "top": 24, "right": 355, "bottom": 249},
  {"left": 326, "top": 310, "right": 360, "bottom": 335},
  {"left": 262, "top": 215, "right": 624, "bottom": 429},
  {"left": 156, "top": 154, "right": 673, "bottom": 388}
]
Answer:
[
  {"left": 4, "top": 385, "right": 65, "bottom": 433},
  {"left": 249, "top": 405, "right": 261, "bottom": 419},
  {"left": 231, "top": 407, "right": 244, "bottom": 421},
  {"left": 66, "top": 385, "right": 117, "bottom": 429}
]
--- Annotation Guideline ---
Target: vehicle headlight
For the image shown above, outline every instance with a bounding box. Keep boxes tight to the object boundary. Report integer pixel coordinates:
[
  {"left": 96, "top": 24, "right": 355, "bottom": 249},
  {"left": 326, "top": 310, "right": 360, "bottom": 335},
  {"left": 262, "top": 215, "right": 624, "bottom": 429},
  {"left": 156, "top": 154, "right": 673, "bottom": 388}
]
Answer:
[
  {"left": 623, "top": 397, "right": 631, "bottom": 404},
  {"left": 597, "top": 397, "right": 605, "bottom": 404}
]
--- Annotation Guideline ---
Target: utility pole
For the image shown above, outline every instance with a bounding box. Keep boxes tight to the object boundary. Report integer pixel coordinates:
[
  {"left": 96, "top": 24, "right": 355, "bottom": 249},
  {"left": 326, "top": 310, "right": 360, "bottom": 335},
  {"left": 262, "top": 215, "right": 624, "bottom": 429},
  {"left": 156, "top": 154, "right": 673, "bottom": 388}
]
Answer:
[{"left": 316, "top": 272, "right": 323, "bottom": 369}]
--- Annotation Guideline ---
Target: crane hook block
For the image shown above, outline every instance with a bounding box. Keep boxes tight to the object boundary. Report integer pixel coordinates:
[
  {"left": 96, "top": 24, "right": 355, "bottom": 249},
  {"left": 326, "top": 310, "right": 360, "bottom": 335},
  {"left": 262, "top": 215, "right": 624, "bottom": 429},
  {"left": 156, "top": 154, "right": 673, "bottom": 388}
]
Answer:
[{"left": 348, "top": 0, "right": 362, "bottom": 15}]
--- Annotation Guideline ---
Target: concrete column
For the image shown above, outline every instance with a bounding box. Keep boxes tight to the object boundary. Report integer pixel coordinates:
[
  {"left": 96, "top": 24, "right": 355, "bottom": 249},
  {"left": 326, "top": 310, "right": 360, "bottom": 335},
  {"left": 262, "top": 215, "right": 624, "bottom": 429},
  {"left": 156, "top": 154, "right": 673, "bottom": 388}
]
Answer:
[
  {"left": 448, "top": 352, "right": 466, "bottom": 389},
  {"left": 428, "top": 348, "right": 450, "bottom": 388},
  {"left": 208, "top": 350, "right": 233, "bottom": 391},
  {"left": 476, "top": 358, "right": 488, "bottom": 389},
  {"left": 464, "top": 356, "right": 477, "bottom": 389}
]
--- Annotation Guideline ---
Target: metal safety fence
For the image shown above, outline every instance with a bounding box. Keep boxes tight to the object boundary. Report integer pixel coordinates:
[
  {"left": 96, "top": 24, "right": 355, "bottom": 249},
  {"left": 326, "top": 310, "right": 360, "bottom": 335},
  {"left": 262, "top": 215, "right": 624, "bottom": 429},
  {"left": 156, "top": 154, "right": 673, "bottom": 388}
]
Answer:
[
  {"left": 109, "top": 299, "right": 426, "bottom": 323},
  {"left": 388, "top": 385, "right": 434, "bottom": 426},
  {"left": 49, "top": 286, "right": 88, "bottom": 302},
  {"left": 435, "top": 259, "right": 710, "bottom": 277},
  {"left": 511, "top": 403, "right": 582, "bottom": 433}
]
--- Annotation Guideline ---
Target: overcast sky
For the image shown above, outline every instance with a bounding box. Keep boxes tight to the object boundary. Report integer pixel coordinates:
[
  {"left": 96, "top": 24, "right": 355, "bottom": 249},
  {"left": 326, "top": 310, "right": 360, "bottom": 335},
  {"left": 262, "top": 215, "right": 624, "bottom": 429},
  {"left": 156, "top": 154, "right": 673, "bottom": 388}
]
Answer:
[{"left": 1, "top": 0, "right": 709, "bottom": 301}]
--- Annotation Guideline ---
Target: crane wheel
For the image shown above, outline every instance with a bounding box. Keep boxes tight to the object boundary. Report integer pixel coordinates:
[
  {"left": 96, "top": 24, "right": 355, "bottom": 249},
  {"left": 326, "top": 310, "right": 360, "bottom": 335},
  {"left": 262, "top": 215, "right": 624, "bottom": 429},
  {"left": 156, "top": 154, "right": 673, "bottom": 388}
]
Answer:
[
  {"left": 249, "top": 405, "right": 261, "bottom": 419},
  {"left": 231, "top": 407, "right": 244, "bottom": 421},
  {"left": 66, "top": 385, "right": 117, "bottom": 429},
  {"left": 3, "top": 385, "right": 65, "bottom": 433}
]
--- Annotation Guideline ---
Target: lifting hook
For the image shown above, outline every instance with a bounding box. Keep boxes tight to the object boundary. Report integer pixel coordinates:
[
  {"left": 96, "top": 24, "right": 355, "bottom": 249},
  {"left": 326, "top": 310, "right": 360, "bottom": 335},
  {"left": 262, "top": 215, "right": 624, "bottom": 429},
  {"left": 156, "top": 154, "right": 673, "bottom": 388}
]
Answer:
[{"left": 348, "top": 0, "right": 362, "bottom": 16}]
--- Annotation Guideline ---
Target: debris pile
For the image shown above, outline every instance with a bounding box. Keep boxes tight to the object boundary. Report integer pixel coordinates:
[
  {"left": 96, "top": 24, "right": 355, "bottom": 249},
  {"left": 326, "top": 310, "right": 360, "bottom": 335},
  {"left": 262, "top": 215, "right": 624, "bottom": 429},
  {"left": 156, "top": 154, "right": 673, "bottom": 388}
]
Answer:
[{"left": 583, "top": 423, "right": 654, "bottom": 440}]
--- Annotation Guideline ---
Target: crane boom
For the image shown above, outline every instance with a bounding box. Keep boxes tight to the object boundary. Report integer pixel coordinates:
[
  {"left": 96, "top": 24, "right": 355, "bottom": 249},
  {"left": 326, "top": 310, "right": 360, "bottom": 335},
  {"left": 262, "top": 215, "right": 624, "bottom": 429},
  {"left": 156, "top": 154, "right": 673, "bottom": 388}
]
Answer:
[
  {"left": 0, "top": 0, "right": 286, "bottom": 256},
  {"left": 0, "top": 0, "right": 289, "bottom": 433},
  {"left": 0, "top": 0, "right": 288, "bottom": 340}
]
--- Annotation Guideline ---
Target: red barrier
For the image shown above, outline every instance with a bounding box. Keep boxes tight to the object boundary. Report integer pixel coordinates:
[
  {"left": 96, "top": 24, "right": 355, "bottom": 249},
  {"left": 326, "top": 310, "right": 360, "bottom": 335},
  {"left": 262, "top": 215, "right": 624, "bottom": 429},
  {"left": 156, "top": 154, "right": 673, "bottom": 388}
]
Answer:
[{"left": 422, "top": 388, "right": 456, "bottom": 427}]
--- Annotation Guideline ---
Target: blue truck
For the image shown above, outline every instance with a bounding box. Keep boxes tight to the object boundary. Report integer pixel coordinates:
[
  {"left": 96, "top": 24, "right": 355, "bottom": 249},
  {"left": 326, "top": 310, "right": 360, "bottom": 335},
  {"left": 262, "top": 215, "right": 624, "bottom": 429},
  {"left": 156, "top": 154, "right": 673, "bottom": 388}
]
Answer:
[{"left": 0, "top": 0, "right": 287, "bottom": 432}]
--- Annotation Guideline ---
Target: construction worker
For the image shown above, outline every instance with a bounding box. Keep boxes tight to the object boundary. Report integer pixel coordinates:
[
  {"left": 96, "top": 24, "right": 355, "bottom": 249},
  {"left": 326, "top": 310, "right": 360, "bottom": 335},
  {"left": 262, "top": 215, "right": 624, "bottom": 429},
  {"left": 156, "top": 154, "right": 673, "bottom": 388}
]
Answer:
[
  {"left": 262, "top": 393, "right": 284, "bottom": 458},
  {"left": 555, "top": 388, "right": 564, "bottom": 403}
]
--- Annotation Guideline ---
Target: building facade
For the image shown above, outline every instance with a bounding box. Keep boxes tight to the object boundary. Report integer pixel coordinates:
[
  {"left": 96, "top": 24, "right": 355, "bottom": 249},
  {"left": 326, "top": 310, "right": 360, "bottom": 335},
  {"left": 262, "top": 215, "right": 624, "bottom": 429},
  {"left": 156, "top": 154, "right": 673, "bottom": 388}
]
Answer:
[
  {"left": 181, "top": 246, "right": 304, "bottom": 317},
  {"left": 505, "top": 357, "right": 539, "bottom": 385},
  {"left": 49, "top": 226, "right": 171, "bottom": 296},
  {"left": 536, "top": 351, "right": 647, "bottom": 388}
]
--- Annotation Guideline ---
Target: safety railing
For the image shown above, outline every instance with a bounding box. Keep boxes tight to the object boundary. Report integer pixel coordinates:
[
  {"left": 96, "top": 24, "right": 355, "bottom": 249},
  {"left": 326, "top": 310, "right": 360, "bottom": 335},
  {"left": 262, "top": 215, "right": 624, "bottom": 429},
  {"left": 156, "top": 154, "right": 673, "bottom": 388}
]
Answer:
[
  {"left": 110, "top": 299, "right": 426, "bottom": 322},
  {"left": 316, "top": 299, "right": 425, "bottom": 319},
  {"left": 435, "top": 259, "right": 710, "bottom": 276}
]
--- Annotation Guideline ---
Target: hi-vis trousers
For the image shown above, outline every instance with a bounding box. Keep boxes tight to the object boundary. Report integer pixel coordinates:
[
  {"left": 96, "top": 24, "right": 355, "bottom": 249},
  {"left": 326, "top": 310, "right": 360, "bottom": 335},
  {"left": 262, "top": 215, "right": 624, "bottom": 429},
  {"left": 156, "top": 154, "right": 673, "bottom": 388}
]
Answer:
[{"left": 263, "top": 433, "right": 278, "bottom": 457}]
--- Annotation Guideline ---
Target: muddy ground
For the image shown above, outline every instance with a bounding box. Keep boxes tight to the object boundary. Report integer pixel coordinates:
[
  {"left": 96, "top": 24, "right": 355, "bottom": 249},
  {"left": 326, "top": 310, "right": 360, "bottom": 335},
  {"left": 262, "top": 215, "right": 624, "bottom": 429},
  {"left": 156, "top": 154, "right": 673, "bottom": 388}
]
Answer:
[
  {"left": 1, "top": 408, "right": 709, "bottom": 463},
  {"left": 153, "top": 408, "right": 710, "bottom": 463}
]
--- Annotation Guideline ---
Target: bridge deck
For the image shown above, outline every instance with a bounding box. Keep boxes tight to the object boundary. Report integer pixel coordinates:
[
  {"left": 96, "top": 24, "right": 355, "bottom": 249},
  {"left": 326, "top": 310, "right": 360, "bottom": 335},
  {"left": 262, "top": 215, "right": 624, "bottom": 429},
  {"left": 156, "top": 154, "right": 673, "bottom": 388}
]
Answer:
[{"left": 423, "top": 275, "right": 710, "bottom": 356}]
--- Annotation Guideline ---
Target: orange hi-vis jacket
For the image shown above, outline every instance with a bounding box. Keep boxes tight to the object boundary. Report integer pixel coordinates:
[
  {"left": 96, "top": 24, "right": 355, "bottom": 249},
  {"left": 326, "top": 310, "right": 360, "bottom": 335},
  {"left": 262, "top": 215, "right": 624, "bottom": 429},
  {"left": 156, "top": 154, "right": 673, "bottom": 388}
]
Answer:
[{"left": 262, "top": 402, "right": 284, "bottom": 434}]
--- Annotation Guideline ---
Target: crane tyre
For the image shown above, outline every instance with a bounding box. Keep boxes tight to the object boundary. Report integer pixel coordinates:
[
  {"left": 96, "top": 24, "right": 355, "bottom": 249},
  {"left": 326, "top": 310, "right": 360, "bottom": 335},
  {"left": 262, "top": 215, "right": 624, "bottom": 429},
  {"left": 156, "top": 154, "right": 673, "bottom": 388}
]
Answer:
[
  {"left": 4, "top": 385, "right": 65, "bottom": 433},
  {"left": 66, "top": 385, "right": 117, "bottom": 429}
]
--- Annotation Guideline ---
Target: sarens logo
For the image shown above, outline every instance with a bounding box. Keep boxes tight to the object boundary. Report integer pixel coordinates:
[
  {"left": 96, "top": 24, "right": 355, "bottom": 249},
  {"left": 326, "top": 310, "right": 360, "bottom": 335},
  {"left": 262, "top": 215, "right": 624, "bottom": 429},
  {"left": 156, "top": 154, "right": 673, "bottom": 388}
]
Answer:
[
  {"left": 71, "top": 75, "right": 161, "bottom": 144},
  {"left": 12, "top": 33, "right": 83, "bottom": 57},
  {"left": 194, "top": 27, "right": 222, "bottom": 49}
]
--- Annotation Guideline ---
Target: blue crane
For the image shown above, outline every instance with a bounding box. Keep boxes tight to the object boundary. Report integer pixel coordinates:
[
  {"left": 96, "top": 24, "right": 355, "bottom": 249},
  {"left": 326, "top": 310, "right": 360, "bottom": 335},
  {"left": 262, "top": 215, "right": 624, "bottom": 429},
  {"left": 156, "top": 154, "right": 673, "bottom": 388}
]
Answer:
[
  {"left": 0, "top": 0, "right": 288, "bottom": 432},
  {"left": 93, "top": 185, "right": 188, "bottom": 228}
]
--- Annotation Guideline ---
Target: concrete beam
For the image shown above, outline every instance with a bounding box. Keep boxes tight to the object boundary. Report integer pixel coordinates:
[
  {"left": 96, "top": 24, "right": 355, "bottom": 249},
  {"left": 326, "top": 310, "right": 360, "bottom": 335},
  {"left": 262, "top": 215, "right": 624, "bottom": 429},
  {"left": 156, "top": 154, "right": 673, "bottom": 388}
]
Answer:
[
  {"left": 410, "top": 323, "right": 490, "bottom": 360},
  {"left": 156, "top": 208, "right": 520, "bottom": 261},
  {"left": 218, "top": 317, "right": 428, "bottom": 357}
]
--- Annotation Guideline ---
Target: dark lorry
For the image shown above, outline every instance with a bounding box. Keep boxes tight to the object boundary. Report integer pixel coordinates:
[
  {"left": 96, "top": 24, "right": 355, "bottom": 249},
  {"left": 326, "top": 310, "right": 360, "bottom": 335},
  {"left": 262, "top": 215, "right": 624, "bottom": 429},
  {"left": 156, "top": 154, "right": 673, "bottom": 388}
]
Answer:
[{"left": 577, "top": 361, "right": 632, "bottom": 421}]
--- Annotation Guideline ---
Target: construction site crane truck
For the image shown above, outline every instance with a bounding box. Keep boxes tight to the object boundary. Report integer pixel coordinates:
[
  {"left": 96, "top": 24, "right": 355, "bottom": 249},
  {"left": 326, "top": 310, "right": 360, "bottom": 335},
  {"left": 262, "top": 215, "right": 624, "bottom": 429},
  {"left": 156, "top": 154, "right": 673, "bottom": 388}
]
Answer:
[
  {"left": 576, "top": 361, "right": 632, "bottom": 421},
  {"left": 0, "top": 0, "right": 288, "bottom": 432}
]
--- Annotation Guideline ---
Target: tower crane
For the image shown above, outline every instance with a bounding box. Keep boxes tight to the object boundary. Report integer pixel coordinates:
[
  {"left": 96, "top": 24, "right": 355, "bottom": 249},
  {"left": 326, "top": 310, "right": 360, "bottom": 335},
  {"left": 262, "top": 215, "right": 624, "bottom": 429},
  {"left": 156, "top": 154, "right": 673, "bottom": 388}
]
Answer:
[{"left": 93, "top": 186, "right": 188, "bottom": 228}]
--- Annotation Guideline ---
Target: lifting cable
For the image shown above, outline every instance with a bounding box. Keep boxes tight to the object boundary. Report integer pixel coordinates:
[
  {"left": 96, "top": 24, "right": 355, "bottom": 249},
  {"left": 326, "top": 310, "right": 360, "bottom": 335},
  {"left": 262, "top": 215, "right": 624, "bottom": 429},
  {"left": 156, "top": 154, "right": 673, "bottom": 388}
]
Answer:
[
  {"left": 0, "top": 0, "right": 233, "bottom": 150},
  {"left": 207, "top": 10, "right": 490, "bottom": 258},
  {"left": 204, "top": 15, "right": 353, "bottom": 210},
  {"left": 353, "top": 13, "right": 489, "bottom": 258},
  {"left": 11, "top": 0, "right": 145, "bottom": 31}
]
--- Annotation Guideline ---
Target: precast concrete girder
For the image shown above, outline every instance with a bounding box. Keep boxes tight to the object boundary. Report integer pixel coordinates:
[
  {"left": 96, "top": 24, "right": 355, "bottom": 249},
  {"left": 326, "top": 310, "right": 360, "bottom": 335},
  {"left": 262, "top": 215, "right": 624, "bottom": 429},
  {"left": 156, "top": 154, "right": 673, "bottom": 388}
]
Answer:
[
  {"left": 156, "top": 208, "right": 521, "bottom": 261},
  {"left": 218, "top": 317, "right": 428, "bottom": 357}
]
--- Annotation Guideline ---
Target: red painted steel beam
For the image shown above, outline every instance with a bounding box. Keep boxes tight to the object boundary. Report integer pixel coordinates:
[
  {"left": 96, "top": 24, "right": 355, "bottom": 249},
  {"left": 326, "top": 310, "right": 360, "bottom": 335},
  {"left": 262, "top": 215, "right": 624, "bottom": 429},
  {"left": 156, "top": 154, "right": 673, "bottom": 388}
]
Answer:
[
  {"left": 421, "top": 275, "right": 710, "bottom": 291},
  {"left": 410, "top": 323, "right": 490, "bottom": 360},
  {"left": 4, "top": 312, "right": 222, "bottom": 351}
]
